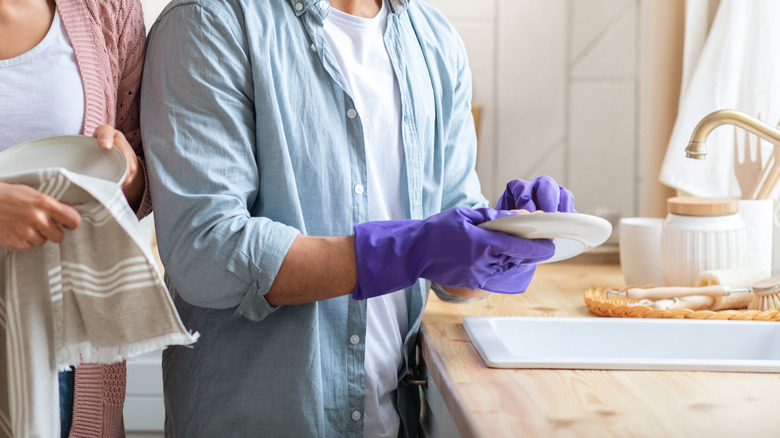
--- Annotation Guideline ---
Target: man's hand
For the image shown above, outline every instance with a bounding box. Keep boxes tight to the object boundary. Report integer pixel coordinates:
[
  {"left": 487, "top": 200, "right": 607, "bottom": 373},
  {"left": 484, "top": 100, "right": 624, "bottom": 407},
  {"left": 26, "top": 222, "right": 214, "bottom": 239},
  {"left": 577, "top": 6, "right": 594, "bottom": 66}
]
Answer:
[
  {"left": 496, "top": 176, "right": 575, "bottom": 213},
  {"left": 352, "top": 207, "right": 555, "bottom": 299}
]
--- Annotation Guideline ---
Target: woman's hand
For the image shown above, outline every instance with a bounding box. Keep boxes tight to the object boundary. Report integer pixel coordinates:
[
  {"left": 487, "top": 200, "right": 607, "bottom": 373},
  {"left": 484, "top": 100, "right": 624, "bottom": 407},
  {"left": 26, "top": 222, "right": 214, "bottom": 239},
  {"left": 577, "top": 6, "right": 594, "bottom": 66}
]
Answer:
[
  {"left": 93, "top": 124, "right": 144, "bottom": 210},
  {"left": 0, "top": 182, "right": 81, "bottom": 251}
]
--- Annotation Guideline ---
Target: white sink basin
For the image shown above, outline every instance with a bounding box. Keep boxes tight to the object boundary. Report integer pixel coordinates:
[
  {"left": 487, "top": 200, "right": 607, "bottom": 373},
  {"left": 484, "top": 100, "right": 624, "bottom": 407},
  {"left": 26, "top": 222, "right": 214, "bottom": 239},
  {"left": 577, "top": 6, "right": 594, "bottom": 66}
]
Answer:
[{"left": 462, "top": 316, "right": 780, "bottom": 372}]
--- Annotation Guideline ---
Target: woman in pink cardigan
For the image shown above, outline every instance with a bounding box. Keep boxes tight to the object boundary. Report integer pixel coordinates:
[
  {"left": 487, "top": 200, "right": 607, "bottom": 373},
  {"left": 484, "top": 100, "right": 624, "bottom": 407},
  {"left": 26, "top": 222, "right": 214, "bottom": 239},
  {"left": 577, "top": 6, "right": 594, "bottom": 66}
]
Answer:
[{"left": 0, "top": 0, "right": 149, "bottom": 435}]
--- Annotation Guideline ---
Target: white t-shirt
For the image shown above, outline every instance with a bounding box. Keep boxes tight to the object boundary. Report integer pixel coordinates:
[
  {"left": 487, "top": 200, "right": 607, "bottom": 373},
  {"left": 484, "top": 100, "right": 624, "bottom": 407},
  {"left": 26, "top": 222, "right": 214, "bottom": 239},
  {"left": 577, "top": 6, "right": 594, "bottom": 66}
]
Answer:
[
  {"left": 324, "top": 3, "right": 409, "bottom": 437},
  {"left": 0, "top": 9, "right": 84, "bottom": 151}
]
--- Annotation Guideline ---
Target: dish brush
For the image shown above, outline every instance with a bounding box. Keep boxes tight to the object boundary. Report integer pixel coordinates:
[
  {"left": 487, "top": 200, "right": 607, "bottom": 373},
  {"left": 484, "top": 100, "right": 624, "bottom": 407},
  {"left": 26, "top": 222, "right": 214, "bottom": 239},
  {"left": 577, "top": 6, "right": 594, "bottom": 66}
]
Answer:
[{"left": 747, "top": 276, "right": 780, "bottom": 310}]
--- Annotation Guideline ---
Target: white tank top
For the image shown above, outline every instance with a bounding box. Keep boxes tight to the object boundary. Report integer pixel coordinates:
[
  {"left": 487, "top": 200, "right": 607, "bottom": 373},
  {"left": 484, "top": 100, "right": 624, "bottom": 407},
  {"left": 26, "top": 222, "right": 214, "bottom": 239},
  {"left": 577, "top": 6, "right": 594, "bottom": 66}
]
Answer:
[
  {"left": 0, "top": 9, "right": 85, "bottom": 151},
  {"left": 324, "top": 2, "right": 408, "bottom": 437}
]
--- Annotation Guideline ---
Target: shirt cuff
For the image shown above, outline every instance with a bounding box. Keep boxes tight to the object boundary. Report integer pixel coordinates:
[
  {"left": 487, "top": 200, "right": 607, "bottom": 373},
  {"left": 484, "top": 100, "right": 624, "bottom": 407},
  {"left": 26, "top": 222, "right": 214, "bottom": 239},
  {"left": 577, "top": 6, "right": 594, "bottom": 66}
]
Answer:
[
  {"left": 232, "top": 279, "right": 279, "bottom": 321},
  {"left": 232, "top": 224, "right": 299, "bottom": 321}
]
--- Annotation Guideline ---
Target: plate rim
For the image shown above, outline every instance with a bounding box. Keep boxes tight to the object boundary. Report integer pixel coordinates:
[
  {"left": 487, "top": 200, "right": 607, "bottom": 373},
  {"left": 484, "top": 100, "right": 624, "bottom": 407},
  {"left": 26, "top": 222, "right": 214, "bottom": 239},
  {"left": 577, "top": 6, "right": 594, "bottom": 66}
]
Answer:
[
  {"left": 0, "top": 135, "right": 127, "bottom": 185},
  {"left": 477, "top": 212, "right": 613, "bottom": 263}
]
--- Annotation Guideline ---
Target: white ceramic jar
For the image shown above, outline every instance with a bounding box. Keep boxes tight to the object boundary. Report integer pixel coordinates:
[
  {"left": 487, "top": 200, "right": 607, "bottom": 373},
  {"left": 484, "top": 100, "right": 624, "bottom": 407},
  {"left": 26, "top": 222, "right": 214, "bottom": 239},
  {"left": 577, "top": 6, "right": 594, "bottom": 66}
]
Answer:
[{"left": 661, "top": 197, "right": 747, "bottom": 287}]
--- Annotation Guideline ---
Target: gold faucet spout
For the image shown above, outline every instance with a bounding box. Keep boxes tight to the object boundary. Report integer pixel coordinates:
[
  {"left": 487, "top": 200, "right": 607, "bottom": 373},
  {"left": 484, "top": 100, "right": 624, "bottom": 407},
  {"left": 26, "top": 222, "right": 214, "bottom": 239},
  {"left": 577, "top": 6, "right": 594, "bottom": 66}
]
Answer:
[{"left": 685, "top": 109, "right": 780, "bottom": 160}]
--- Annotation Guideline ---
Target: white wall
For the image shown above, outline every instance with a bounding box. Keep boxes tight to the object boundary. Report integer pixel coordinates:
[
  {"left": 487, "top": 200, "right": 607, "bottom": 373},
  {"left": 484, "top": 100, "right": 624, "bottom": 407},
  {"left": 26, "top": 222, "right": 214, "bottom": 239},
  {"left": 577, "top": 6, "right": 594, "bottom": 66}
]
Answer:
[
  {"left": 139, "top": 0, "right": 166, "bottom": 30},
  {"left": 428, "top": 0, "right": 681, "bottom": 220}
]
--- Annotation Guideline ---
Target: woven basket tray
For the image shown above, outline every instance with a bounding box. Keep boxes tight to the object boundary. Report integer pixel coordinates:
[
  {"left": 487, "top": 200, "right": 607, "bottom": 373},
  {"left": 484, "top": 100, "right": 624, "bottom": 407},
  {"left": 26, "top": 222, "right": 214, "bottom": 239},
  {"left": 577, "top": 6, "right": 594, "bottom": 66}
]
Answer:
[{"left": 585, "top": 288, "right": 780, "bottom": 321}]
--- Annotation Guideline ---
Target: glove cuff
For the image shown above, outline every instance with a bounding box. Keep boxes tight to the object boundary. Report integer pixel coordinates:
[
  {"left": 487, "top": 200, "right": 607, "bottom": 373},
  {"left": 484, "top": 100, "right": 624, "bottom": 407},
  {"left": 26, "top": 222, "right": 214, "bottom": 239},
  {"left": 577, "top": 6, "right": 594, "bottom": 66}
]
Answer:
[{"left": 352, "top": 220, "right": 422, "bottom": 300}]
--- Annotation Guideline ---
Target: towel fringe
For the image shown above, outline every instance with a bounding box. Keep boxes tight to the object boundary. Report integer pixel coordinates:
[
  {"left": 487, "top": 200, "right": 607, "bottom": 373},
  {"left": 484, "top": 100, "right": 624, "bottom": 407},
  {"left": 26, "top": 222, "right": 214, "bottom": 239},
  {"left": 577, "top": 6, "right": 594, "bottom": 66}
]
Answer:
[{"left": 56, "top": 331, "right": 200, "bottom": 368}]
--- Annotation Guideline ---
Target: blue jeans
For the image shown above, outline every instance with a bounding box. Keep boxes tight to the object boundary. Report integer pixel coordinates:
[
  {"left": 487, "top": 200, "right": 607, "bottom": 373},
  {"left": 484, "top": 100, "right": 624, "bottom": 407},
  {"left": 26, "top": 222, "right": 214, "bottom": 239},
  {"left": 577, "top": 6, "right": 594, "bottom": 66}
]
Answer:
[{"left": 59, "top": 368, "right": 74, "bottom": 438}]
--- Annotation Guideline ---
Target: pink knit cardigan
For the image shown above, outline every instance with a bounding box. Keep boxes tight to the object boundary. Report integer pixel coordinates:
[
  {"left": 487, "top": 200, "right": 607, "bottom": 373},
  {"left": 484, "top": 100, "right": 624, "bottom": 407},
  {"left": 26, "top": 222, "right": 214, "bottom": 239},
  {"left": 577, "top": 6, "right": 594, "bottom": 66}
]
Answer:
[{"left": 56, "top": 0, "right": 150, "bottom": 436}]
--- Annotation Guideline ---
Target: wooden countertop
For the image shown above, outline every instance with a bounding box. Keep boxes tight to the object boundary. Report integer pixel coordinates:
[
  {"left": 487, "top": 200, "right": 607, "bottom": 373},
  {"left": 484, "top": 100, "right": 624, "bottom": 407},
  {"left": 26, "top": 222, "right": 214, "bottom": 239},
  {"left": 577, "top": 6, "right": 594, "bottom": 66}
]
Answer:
[{"left": 419, "top": 261, "right": 780, "bottom": 437}]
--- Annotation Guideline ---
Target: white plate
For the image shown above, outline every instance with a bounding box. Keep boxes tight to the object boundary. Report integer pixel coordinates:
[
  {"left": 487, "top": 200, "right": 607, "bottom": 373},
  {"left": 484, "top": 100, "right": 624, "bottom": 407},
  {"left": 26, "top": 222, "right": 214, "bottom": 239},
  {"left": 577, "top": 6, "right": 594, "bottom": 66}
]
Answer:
[
  {"left": 0, "top": 135, "right": 126, "bottom": 184},
  {"left": 478, "top": 212, "right": 612, "bottom": 263},
  {"left": 463, "top": 316, "right": 780, "bottom": 372}
]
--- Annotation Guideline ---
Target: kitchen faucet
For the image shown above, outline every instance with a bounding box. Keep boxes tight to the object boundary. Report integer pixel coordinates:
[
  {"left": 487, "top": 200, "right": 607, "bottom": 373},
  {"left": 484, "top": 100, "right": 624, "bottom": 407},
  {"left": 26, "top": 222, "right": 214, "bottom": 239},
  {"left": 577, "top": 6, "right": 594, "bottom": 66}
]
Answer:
[
  {"left": 685, "top": 109, "right": 780, "bottom": 160},
  {"left": 685, "top": 109, "right": 780, "bottom": 199}
]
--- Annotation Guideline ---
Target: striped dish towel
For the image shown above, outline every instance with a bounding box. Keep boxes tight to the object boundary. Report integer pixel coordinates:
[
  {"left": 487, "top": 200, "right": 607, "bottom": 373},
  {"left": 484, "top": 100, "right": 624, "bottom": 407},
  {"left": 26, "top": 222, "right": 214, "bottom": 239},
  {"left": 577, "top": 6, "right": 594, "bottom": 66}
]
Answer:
[{"left": 0, "top": 168, "right": 198, "bottom": 438}]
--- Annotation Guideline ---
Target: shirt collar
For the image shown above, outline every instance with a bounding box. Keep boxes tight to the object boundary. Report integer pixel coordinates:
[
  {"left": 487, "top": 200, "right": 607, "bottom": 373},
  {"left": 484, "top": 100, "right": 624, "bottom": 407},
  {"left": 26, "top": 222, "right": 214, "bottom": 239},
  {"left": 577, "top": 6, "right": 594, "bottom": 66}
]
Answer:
[
  {"left": 288, "top": 0, "right": 409, "bottom": 17},
  {"left": 288, "top": 0, "right": 320, "bottom": 17},
  {"left": 387, "top": 0, "right": 409, "bottom": 14}
]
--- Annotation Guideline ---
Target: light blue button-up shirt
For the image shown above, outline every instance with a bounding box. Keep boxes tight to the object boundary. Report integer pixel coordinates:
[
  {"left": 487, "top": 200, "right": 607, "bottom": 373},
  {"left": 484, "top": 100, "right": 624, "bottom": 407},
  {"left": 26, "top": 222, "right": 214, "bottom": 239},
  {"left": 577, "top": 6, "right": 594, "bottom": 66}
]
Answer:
[{"left": 141, "top": 0, "right": 487, "bottom": 436}]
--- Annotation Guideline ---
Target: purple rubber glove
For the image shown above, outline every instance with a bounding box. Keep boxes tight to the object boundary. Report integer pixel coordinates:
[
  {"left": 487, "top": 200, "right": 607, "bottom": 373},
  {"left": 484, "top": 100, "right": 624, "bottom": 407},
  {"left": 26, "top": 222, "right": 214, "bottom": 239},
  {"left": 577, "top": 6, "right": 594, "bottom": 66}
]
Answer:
[
  {"left": 496, "top": 176, "right": 575, "bottom": 212},
  {"left": 352, "top": 207, "right": 555, "bottom": 300}
]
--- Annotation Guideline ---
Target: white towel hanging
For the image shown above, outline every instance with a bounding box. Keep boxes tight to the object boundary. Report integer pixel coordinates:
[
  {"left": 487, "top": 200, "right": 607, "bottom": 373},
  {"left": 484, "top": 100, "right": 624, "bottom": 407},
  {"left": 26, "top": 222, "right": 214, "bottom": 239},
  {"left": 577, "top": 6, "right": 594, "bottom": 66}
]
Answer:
[{"left": 659, "top": 0, "right": 780, "bottom": 197}]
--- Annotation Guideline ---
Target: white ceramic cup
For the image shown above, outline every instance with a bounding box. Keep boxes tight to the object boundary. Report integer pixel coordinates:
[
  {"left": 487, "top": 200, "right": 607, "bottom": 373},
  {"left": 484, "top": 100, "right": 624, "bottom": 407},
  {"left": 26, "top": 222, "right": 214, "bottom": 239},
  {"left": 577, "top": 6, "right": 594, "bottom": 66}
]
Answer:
[{"left": 619, "top": 217, "right": 664, "bottom": 286}]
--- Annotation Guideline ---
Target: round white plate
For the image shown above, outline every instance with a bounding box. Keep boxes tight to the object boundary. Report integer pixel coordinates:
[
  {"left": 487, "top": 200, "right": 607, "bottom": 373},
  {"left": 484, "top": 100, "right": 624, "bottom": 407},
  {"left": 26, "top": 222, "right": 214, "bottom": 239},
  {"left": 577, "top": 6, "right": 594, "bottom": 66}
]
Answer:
[
  {"left": 0, "top": 135, "right": 126, "bottom": 184},
  {"left": 478, "top": 212, "right": 613, "bottom": 263}
]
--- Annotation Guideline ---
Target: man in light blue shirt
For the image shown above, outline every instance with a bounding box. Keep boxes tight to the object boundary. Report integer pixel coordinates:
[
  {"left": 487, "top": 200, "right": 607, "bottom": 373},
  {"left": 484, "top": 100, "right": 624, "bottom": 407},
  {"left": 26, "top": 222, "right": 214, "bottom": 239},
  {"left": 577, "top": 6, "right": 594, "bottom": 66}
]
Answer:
[{"left": 141, "top": 0, "right": 574, "bottom": 436}]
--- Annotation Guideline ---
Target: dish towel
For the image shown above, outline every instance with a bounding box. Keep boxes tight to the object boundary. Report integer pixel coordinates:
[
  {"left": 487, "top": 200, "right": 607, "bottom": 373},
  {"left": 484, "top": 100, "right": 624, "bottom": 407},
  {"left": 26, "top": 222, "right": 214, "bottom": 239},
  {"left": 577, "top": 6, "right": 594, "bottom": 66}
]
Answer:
[
  {"left": 659, "top": 0, "right": 780, "bottom": 197},
  {"left": 0, "top": 168, "right": 198, "bottom": 438}
]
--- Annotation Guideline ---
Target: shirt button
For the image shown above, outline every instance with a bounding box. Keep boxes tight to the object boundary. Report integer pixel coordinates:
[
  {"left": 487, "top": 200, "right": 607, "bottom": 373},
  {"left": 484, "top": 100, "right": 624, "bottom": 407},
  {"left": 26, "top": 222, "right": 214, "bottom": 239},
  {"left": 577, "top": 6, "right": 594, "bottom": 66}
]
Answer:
[
  {"left": 310, "top": 43, "right": 316, "bottom": 51},
  {"left": 353, "top": 184, "right": 364, "bottom": 195},
  {"left": 346, "top": 108, "right": 357, "bottom": 119},
  {"left": 349, "top": 334, "right": 360, "bottom": 344},
  {"left": 351, "top": 410, "right": 362, "bottom": 421},
  {"left": 294, "top": 2, "right": 303, "bottom": 11},
  {"left": 318, "top": 0, "right": 329, "bottom": 9}
]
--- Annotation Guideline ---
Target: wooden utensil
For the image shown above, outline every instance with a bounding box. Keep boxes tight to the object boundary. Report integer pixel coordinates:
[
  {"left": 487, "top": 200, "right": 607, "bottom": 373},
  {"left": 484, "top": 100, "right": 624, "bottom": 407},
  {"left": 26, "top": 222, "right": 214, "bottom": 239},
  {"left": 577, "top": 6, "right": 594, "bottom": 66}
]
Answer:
[
  {"left": 750, "top": 154, "right": 776, "bottom": 200},
  {"left": 753, "top": 120, "right": 780, "bottom": 199},
  {"left": 734, "top": 128, "right": 762, "bottom": 199}
]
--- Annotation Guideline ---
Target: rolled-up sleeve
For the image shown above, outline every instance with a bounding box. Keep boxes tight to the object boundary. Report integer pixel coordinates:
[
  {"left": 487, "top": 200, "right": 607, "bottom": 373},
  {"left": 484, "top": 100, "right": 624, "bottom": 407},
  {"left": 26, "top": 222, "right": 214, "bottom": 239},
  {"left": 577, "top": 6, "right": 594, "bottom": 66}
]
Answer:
[{"left": 141, "top": 2, "right": 299, "bottom": 320}]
